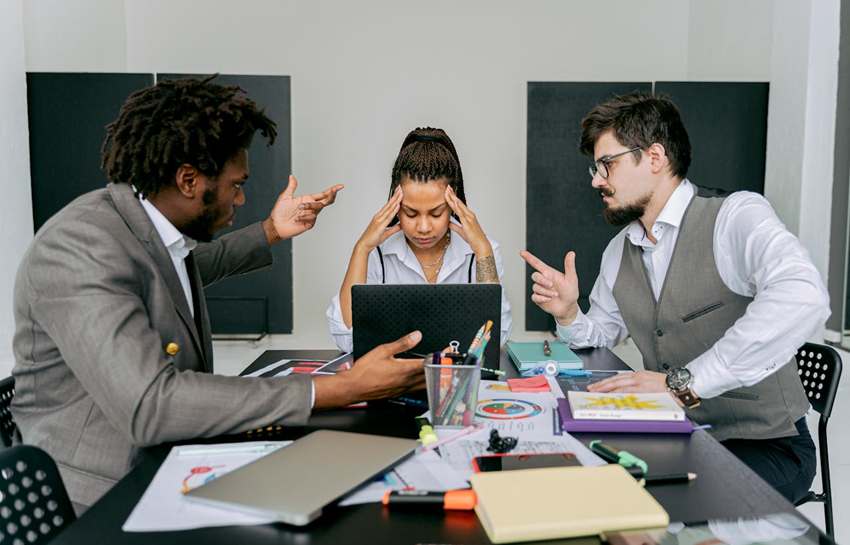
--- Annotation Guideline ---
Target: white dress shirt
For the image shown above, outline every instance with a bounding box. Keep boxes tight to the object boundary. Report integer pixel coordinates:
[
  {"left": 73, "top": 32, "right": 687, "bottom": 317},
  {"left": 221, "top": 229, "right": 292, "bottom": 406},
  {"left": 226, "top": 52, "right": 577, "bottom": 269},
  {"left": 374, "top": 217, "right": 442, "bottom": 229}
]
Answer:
[
  {"left": 138, "top": 196, "right": 197, "bottom": 315},
  {"left": 556, "top": 179, "right": 830, "bottom": 399},
  {"left": 327, "top": 222, "right": 514, "bottom": 353}
]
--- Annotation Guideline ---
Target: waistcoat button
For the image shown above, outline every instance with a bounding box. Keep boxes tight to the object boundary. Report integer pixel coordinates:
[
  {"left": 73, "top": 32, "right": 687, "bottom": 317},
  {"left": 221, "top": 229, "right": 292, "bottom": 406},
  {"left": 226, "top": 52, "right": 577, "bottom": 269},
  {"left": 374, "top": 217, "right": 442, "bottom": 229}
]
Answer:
[
  {"left": 662, "top": 363, "right": 670, "bottom": 370},
  {"left": 656, "top": 329, "right": 664, "bottom": 337}
]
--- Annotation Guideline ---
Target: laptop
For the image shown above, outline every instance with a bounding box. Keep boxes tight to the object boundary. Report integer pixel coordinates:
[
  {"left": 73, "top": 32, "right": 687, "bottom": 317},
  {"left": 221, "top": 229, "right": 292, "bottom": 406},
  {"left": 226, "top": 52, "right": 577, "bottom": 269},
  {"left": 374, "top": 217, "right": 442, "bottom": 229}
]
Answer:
[
  {"left": 352, "top": 283, "right": 502, "bottom": 365},
  {"left": 183, "top": 430, "right": 417, "bottom": 526}
]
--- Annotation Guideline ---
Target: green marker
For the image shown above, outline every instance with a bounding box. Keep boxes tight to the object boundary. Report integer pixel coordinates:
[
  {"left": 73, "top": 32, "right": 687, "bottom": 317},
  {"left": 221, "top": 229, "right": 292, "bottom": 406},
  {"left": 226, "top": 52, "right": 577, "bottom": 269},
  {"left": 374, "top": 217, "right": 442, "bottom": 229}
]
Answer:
[{"left": 589, "top": 440, "right": 648, "bottom": 475}]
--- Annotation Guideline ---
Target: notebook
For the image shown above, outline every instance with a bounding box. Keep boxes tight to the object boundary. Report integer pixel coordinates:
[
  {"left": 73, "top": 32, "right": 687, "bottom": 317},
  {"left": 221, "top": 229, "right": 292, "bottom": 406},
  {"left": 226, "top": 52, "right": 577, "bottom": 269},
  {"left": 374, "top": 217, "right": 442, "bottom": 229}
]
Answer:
[
  {"left": 506, "top": 341, "right": 582, "bottom": 371},
  {"left": 352, "top": 284, "right": 502, "bottom": 366},
  {"left": 183, "top": 430, "right": 417, "bottom": 526},
  {"left": 558, "top": 397, "right": 694, "bottom": 434},
  {"left": 470, "top": 464, "right": 669, "bottom": 544},
  {"left": 566, "top": 391, "right": 685, "bottom": 421}
]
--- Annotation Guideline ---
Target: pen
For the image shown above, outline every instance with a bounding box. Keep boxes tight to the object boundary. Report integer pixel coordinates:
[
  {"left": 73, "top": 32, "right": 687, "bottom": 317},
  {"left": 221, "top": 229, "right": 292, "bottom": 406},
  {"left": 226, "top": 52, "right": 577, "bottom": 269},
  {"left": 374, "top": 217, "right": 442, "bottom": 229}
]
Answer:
[
  {"left": 589, "top": 440, "right": 648, "bottom": 475},
  {"left": 422, "top": 423, "right": 484, "bottom": 451},
  {"left": 177, "top": 444, "right": 284, "bottom": 457},
  {"left": 644, "top": 472, "right": 697, "bottom": 485},
  {"left": 382, "top": 489, "right": 477, "bottom": 510},
  {"left": 468, "top": 323, "right": 487, "bottom": 352},
  {"left": 557, "top": 369, "right": 591, "bottom": 377},
  {"left": 543, "top": 339, "right": 552, "bottom": 357}
]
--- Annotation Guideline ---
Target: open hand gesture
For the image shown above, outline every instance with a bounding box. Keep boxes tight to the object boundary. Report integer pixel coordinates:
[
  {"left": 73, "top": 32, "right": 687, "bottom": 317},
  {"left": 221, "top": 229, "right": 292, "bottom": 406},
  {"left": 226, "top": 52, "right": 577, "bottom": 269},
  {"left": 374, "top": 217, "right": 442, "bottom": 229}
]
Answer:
[{"left": 265, "top": 175, "right": 344, "bottom": 244}]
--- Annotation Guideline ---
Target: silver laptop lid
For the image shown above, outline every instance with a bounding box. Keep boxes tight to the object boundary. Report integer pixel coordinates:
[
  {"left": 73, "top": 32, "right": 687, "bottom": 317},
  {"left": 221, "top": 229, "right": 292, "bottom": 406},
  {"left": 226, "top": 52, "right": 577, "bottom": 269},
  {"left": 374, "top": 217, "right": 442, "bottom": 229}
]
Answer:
[{"left": 184, "top": 430, "right": 417, "bottom": 526}]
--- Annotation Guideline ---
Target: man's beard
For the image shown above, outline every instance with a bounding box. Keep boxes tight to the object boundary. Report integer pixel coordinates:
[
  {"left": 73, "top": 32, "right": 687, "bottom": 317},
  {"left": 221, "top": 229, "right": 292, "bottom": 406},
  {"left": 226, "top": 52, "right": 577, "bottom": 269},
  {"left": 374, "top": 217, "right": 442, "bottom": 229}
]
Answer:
[
  {"left": 601, "top": 188, "right": 652, "bottom": 226},
  {"left": 182, "top": 184, "right": 220, "bottom": 242}
]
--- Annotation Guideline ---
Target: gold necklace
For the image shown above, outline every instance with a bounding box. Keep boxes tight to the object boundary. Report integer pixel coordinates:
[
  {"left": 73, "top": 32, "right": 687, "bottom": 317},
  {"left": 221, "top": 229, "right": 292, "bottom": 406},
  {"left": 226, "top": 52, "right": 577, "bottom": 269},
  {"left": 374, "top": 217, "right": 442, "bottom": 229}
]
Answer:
[
  {"left": 426, "top": 262, "right": 442, "bottom": 283},
  {"left": 421, "top": 232, "right": 451, "bottom": 270}
]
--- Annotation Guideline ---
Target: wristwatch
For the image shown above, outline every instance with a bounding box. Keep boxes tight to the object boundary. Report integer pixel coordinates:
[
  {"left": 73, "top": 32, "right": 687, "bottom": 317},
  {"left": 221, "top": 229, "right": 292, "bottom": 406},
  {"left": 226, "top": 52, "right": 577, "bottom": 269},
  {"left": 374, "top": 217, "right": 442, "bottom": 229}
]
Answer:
[{"left": 665, "top": 367, "right": 701, "bottom": 409}]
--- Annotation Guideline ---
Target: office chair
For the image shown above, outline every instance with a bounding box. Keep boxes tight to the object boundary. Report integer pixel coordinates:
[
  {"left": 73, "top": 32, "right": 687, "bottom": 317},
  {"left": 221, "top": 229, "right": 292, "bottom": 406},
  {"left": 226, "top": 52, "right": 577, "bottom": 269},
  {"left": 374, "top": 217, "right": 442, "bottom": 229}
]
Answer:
[
  {"left": 794, "top": 342, "right": 842, "bottom": 539},
  {"left": 0, "top": 445, "right": 76, "bottom": 543},
  {"left": 0, "top": 376, "right": 16, "bottom": 448}
]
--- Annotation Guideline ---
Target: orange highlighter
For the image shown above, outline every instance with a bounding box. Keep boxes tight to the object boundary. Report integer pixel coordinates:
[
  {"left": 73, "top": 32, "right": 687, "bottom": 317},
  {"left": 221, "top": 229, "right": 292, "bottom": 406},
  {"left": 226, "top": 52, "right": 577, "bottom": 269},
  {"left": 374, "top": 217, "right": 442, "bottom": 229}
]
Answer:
[{"left": 382, "top": 489, "right": 477, "bottom": 510}]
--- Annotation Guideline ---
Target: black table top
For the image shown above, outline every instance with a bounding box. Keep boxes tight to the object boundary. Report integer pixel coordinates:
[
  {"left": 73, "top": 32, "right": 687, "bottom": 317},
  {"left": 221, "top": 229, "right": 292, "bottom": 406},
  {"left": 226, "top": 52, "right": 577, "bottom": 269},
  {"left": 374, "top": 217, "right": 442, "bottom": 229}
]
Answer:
[{"left": 54, "top": 347, "right": 798, "bottom": 544}]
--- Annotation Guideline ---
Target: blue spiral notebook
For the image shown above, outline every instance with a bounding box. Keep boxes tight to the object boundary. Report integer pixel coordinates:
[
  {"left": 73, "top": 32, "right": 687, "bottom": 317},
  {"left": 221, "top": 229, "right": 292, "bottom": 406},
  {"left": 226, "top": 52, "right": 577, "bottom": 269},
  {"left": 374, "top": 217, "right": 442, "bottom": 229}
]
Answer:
[{"left": 506, "top": 341, "right": 582, "bottom": 371}]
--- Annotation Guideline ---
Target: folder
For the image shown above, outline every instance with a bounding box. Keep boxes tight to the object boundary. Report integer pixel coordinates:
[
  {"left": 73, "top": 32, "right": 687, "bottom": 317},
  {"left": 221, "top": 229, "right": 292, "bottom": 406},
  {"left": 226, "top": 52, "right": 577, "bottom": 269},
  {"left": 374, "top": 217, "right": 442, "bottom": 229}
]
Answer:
[
  {"left": 558, "top": 397, "right": 694, "bottom": 434},
  {"left": 506, "top": 341, "right": 582, "bottom": 371},
  {"left": 470, "top": 465, "right": 669, "bottom": 544}
]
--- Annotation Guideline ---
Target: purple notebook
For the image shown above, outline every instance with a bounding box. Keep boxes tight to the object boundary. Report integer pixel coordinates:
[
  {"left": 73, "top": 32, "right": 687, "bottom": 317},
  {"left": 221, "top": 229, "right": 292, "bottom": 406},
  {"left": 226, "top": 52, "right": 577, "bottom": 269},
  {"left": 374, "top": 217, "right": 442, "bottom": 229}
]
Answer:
[{"left": 557, "top": 397, "right": 694, "bottom": 434}]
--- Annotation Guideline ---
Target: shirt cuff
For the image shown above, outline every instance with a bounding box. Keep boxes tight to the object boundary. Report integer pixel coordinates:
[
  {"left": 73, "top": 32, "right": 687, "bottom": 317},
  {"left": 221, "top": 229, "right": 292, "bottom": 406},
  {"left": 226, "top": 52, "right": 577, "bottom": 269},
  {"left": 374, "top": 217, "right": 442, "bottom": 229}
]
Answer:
[
  {"left": 310, "top": 380, "right": 315, "bottom": 409},
  {"left": 555, "top": 312, "right": 588, "bottom": 344},
  {"left": 687, "top": 351, "right": 743, "bottom": 400}
]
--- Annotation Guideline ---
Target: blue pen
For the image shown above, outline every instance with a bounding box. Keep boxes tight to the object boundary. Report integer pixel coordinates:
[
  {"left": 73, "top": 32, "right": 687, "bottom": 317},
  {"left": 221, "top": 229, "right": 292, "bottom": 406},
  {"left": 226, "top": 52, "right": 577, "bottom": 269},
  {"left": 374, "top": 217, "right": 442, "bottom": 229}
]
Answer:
[{"left": 558, "top": 370, "right": 592, "bottom": 377}]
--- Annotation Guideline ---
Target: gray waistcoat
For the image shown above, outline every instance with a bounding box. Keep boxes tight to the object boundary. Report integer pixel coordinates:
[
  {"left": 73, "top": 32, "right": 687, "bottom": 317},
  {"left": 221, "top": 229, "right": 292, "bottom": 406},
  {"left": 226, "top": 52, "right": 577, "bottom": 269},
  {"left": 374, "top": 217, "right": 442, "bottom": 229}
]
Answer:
[{"left": 611, "top": 185, "right": 809, "bottom": 441}]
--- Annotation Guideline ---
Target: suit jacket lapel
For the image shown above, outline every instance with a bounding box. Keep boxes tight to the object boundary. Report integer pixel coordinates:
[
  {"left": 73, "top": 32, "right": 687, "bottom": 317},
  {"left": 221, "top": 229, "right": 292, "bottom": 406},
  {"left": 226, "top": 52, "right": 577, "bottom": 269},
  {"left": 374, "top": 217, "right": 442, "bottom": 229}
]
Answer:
[
  {"left": 185, "top": 252, "right": 213, "bottom": 371},
  {"left": 107, "top": 182, "right": 209, "bottom": 369}
]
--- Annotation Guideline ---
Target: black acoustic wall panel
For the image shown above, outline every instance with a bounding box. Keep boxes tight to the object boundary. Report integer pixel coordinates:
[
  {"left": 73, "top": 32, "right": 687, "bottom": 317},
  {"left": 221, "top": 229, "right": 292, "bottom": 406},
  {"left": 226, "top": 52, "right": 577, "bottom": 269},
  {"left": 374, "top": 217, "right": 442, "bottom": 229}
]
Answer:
[
  {"left": 526, "top": 82, "right": 652, "bottom": 332},
  {"left": 160, "top": 74, "right": 293, "bottom": 335},
  {"left": 27, "top": 73, "right": 154, "bottom": 231},
  {"left": 654, "top": 82, "right": 768, "bottom": 194}
]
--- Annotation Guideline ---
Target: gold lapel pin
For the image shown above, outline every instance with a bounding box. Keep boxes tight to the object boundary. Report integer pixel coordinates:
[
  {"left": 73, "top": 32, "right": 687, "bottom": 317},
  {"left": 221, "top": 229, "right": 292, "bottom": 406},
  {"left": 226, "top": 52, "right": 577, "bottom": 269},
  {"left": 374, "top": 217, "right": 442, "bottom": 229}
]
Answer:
[{"left": 166, "top": 343, "right": 180, "bottom": 355}]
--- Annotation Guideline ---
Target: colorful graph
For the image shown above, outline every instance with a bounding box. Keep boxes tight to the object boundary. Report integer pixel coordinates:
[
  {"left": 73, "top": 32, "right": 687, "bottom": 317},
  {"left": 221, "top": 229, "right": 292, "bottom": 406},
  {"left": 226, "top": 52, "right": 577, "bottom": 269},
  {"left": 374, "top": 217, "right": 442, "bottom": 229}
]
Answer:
[{"left": 476, "top": 399, "right": 544, "bottom": 420}]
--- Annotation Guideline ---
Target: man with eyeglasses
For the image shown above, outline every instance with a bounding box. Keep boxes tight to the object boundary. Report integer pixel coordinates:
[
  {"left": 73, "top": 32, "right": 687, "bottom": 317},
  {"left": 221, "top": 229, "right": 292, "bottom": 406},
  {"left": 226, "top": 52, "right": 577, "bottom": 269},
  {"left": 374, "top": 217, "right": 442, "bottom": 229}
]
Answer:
[{"left": 521, "top": 91, "right": 829, "bottom": 503}]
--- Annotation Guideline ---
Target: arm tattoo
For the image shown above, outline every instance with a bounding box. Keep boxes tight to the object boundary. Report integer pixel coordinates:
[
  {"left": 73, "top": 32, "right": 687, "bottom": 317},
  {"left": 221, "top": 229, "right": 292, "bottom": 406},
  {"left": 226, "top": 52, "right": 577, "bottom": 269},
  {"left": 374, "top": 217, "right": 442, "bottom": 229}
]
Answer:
[{"left": 476, "top": 255, "right": 499, "bottom": 283}]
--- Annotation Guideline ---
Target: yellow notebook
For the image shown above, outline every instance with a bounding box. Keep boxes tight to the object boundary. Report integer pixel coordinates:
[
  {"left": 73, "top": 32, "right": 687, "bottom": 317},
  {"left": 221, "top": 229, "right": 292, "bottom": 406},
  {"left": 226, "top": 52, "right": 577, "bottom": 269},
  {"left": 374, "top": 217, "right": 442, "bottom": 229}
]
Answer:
[{"left": 470, "top": 464, "right": 669, "bottom": 544}]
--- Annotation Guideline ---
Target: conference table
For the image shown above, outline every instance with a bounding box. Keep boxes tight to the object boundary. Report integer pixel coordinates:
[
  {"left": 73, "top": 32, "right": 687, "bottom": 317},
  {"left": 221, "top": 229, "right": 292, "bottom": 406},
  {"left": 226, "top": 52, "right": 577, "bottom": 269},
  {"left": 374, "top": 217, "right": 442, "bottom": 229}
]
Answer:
[{"left": 53, "top": 347, "right": 817, "bottom": 544}]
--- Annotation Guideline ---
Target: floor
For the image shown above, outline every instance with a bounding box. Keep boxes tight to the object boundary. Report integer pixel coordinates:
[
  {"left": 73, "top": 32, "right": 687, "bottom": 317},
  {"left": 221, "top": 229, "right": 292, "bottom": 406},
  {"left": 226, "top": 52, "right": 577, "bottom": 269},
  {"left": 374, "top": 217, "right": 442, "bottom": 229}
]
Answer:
[{"left": 213, "top": 337, "right": 849, "bottom": 542}]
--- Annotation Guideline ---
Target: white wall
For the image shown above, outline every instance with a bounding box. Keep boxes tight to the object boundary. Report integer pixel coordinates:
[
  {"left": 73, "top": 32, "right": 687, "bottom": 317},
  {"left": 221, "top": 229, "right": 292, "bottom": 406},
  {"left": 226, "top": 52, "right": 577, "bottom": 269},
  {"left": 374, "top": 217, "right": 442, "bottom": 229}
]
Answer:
[
  {"left": 0, "top": 0, "right": 34, "bottom": 378},
  {"left": 15, "top": 0, "right": 818, "bottom": 356},
  {"left": 764, "top": 0, "right": 840, "bottom": 343}
]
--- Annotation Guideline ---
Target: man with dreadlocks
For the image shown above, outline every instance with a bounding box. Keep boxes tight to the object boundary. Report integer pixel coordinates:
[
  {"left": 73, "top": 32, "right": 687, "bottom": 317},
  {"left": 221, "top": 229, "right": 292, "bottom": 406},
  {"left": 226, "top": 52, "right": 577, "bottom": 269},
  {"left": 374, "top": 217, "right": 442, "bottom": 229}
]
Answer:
[
  {"left": 12, "top": 76, "right": 426, "bottom": 513},
  {"left": 327, "top": 127, "right": 513, "bottom": 352}
]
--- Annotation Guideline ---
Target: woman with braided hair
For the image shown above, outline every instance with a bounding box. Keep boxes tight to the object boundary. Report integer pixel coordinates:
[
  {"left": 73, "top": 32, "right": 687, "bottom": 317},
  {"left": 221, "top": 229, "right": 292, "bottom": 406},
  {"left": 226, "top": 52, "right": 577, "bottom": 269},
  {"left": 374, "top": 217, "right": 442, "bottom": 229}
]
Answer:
[{"left": 327, "top": 127, "right": 513, "bottom": 352}]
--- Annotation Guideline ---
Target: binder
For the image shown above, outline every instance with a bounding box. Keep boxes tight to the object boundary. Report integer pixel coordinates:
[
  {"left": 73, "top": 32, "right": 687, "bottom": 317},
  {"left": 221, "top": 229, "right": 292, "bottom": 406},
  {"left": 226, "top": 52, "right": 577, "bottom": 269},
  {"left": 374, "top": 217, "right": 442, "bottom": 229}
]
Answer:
[
  {"left": 470, "top": 464, "right": 669, "bottom": 543},
  {"left": 558, "top": 397, "right": 694, "bottom": 434},
  {"left": 506, "top": 341, "right": 582, "bottom": 371}
]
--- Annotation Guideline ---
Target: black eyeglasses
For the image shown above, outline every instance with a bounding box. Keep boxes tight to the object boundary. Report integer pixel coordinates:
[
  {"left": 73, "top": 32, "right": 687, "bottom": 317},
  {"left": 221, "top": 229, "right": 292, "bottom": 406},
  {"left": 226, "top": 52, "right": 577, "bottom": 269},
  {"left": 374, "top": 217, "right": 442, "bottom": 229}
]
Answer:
[{"left": 589, "top": 147, "right": 644, "bottom": 179}]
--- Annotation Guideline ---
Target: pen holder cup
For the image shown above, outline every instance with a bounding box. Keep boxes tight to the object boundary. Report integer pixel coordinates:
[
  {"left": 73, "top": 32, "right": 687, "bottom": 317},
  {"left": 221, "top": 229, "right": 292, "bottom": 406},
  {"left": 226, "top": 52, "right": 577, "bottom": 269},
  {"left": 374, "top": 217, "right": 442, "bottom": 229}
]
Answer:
[{"left": 424, "top": 361, "right": 481, "bottom": 428}]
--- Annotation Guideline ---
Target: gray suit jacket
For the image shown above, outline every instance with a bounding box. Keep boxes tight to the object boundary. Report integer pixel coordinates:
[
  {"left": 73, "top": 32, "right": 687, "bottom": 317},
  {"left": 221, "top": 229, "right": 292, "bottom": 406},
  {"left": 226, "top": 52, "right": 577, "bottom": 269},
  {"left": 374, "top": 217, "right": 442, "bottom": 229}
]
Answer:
[{"left": 12, "top": 183, "right": 312, "bottom": 511}]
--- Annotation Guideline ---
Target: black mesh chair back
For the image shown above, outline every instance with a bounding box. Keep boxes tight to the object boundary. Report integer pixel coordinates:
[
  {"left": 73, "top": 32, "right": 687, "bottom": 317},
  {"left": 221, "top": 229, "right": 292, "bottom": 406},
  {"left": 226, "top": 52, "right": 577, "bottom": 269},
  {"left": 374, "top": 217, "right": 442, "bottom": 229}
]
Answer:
[
  {"left": 794, "top": 342, "right": 843, "bottom": 539},
  {"left": 0, "top": 445, "right": 76, "bottom": 543},
  {"left": 0, "top": 377, "right": 16, "bottom": 448}
]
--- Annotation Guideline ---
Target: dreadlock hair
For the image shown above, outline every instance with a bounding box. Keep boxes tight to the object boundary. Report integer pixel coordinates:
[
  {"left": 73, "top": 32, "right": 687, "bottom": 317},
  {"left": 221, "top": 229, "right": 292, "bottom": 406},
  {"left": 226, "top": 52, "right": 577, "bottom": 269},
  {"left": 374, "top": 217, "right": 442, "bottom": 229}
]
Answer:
[
  {"left": 579, "top": 91, "right": 691, "bottom": 180},
  {"left": 101, "top": 74, "right": 277, "bottom": 197},
  {"left": 388, "top": 127, "right": 467, "bottom": 226}
]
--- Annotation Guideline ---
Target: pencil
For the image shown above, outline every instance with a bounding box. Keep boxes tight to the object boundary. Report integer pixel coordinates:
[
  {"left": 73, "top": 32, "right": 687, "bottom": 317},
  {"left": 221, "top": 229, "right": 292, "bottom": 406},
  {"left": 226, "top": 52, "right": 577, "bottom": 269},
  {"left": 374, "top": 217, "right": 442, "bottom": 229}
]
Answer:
[{"left": 644, "top": 472, "right": 697, "bottom": 485}]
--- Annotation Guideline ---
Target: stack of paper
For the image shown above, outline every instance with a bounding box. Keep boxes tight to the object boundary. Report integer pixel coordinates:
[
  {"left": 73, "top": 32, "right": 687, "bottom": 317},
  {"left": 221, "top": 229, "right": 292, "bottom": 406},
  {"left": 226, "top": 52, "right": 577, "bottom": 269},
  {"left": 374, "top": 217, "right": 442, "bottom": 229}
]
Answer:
[
  {"left": 506, "top": 341, "right": 582, "bottom": 371},
  {"left": 470, "top": 464, "right": 669, "bottom": 543}
]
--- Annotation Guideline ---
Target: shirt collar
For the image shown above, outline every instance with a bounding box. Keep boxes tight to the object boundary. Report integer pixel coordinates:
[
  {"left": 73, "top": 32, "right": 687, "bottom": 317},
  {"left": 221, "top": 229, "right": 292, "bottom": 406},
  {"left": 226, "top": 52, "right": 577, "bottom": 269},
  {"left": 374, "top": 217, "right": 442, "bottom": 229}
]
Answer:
[
  {"left": 138, "top": 193, "right": 198, "bottom": 259},
  {"left": 625, "top": 179, "right": 694, "bottom": 246}
]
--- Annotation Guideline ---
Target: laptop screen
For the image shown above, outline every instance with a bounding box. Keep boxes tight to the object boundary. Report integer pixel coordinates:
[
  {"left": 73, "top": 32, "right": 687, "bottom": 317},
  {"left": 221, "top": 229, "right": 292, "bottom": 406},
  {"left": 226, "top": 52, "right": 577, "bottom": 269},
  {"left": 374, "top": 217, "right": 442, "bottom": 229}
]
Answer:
[{"left": 352, "top": 284, "right": 502, "bottom": 366}]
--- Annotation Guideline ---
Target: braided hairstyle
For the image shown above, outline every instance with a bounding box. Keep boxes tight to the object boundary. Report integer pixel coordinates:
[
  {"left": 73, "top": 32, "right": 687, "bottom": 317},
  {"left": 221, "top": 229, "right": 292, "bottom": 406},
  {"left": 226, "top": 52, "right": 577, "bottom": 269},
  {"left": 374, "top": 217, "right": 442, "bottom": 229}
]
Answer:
[
  {"left": 101, "top": 74, "right": 277, "bottom": 197},
  {"left": 388, "top": 127, "right": 467, "bottom": 226}
]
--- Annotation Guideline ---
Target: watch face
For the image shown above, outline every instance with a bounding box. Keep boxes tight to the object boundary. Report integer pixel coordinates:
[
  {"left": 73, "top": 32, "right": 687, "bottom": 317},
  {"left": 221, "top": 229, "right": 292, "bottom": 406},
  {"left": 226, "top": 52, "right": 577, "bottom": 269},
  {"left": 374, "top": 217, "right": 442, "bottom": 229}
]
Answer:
[{"left": 666, "top": 367, "right": 692, "bottom": 390}]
